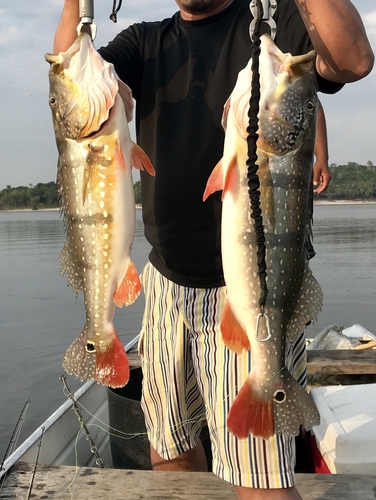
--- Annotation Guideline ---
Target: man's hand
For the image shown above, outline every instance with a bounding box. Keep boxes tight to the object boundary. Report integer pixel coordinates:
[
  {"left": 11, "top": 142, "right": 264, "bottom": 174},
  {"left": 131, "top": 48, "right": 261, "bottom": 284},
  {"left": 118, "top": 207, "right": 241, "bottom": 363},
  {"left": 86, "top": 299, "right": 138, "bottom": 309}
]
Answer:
[{"left": 313, "top": 159, "right": 331, "bottom": 194}]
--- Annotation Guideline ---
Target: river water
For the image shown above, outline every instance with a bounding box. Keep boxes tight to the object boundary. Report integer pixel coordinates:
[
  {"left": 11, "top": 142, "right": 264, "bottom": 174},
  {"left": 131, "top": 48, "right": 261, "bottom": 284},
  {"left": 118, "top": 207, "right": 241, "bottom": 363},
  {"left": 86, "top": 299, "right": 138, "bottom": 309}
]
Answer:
[{"left": 0, "top": 204, "right": 375, "bottom": 459}]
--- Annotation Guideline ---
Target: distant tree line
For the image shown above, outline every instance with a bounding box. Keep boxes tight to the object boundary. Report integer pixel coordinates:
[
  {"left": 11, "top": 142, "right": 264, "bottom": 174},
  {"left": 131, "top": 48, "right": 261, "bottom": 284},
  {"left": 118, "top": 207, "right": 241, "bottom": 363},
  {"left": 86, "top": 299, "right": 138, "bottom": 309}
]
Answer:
[
  {"left": 1, "top": 163, "right": 376, "bottom": 210},
  {"left": 0, "top": 181, "right": 143, "bottom": 210},
  {"left": 316, "top": 161, "right": 376, "bottom": 200}
]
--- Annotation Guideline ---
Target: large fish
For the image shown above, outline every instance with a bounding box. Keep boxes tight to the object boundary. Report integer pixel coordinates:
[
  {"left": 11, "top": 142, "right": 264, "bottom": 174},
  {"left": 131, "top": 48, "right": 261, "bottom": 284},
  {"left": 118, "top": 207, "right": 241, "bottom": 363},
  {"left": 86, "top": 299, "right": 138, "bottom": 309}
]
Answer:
[
  {"left": 45, "top": 33, "right": 154, "bottom": 388},
  {"left": 204, "top": 34, "right": 322, "bottom": 439}
]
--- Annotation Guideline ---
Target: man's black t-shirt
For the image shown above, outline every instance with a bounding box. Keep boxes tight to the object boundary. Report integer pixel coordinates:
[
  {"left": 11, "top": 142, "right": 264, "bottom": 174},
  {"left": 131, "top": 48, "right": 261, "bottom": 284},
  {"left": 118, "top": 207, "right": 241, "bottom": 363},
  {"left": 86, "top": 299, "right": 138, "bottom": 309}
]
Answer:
[{"left": 99, "top": 0, "right": 342, "bottom": 288}]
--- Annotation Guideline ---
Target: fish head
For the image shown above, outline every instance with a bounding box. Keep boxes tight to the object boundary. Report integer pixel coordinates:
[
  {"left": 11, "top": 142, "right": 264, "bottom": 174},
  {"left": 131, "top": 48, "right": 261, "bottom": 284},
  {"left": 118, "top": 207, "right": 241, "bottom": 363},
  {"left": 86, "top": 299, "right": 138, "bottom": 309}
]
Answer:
[
  {"left": 45, "top": 33, "right": 119, "bottom": 140},
  {"left": 258, "top": 34, "right": 318, "bottom": 155}
]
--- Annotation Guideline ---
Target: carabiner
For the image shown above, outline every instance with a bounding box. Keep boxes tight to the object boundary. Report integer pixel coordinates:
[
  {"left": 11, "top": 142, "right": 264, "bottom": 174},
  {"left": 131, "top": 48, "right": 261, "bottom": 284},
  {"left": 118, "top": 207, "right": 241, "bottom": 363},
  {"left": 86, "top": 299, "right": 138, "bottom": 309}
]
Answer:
[{"left": 255, "top": 310, "right": 272, "bottom": 342}]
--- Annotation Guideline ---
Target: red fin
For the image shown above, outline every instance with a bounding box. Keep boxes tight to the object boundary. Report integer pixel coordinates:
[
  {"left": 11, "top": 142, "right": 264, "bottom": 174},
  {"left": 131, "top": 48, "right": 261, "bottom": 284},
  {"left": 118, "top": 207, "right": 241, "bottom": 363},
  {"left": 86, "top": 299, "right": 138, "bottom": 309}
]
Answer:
[
  {"left": 203, "top": 160, "right": 224, "bottom": 201},
  {"left": 221, "top": 301, "right": 250, "bottom": 354},
  {"left": 113, "top": 261, "right": 141, "bottom": 307},
  {"left": 95, "top": 330, "right": 130, "bottom": 388},
  {"left": 227, "top": 376, "right": 274, "bottom": 439},
  {"left": 131, "top": 142, "right": 155, "bottom": 176}
]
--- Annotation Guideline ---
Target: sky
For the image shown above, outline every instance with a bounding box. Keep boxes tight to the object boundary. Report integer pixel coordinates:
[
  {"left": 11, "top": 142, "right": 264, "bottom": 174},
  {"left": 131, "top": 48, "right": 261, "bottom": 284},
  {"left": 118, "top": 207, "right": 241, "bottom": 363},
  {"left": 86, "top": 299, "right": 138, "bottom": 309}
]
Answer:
[{"left": 0, "top": 1, "right": 375, "bottom": 189}]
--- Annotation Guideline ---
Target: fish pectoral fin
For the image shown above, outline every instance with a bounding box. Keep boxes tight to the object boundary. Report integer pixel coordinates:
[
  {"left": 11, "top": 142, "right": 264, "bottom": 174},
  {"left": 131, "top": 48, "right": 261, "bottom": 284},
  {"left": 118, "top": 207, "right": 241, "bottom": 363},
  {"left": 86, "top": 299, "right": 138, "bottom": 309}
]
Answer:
[
  {"left": 131, "top": 142, "right": 155, "bottom": 176},
  {"left": 220, "top": 301, "right": 250, "bottom": 354},
  {"left": 227, "top": 374, "right": 274, "bottom": 439},
  {"left": 203, "top": 155, "right": 238, "bottom": 201},
  {"left": 203, "top": 159, "right": 224, "bottom": 201},
  {"left": 113, "top": 260, "right": 141, "bottom": 307},
  {"left": 62, "top": 328, "right": 130, "bottom": 388}
]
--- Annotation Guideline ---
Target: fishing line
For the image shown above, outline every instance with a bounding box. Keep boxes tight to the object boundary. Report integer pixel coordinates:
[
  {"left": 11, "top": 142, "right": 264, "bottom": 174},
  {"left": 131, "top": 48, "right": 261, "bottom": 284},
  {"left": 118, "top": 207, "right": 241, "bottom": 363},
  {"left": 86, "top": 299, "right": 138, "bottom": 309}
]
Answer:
[{"left": 246, "top": 0, "right": 268, "bottom": 311}]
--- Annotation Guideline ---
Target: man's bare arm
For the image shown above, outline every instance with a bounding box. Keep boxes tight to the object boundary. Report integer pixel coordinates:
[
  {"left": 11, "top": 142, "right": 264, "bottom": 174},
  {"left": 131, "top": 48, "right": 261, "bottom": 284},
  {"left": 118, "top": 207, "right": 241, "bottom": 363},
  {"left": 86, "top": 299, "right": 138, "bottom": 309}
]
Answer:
[
  {"left": 53, "top": 0, "right": 80, "bottom": 54},
  {"left": 295, "top": 0, "right": 374, "bottom": 83},
  {"left": 313, "top": 100, "right": 331, "bottom": 194}
]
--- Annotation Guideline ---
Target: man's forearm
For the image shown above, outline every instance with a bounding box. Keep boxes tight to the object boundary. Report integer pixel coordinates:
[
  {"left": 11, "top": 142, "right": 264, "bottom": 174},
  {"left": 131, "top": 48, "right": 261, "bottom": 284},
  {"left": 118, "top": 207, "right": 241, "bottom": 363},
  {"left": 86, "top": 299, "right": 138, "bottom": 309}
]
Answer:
[
  {"left": 53, "top": 0, "right": 80, "bottom": 54},
  {"left": 294, "top": 0, "right": 374, "bottom": 83}
]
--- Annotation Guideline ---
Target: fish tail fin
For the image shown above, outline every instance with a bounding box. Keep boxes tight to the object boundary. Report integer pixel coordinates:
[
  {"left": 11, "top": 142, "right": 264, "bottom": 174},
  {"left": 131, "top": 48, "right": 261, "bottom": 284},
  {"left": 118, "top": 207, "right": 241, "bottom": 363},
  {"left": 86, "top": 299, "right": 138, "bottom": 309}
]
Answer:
[
  {"left": 227, "top": 373, "right": 274, "bottom": 439},
  {"left": 63, "top": 328, "right": 130, "bottom": 388},
  {"left": 227, "top": 368, "right": 320, "bottom": 439},
  {"left": 113, "top": 260, "right": 141, "bottom": 307}
]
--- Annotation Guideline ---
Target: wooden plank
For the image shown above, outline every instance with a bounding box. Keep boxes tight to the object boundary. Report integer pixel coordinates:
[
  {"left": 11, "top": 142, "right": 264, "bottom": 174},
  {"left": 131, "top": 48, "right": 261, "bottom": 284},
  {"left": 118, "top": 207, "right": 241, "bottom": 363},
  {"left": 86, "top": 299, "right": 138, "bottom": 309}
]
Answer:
[
  {"left": 2, "top": 463, "right": 376, "bottom": 499},
  {"left": 306, "top": 349, "right": 376, "bottom": 375},
  {"left": 130, "top": 343, "right": 376, "bottom": 376}
]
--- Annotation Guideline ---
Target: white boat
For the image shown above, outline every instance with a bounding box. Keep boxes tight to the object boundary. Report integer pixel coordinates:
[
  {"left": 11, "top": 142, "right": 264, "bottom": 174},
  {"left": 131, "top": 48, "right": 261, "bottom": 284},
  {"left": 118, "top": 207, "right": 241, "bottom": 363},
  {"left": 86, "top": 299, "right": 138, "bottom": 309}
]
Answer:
[
  {"left": 0, "top": 336, "right": 140, "bottom": 481},
  {"left": 1, "top": 325, "right": 376, "bottom": 482}
]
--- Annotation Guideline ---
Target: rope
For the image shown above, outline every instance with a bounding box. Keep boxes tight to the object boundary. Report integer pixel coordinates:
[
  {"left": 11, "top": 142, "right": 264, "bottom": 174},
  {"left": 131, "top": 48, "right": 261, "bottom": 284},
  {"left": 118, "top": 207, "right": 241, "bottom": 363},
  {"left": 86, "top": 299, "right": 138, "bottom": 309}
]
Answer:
[{"left": 246, "top": 0, "right": 268, "bottom": 309}]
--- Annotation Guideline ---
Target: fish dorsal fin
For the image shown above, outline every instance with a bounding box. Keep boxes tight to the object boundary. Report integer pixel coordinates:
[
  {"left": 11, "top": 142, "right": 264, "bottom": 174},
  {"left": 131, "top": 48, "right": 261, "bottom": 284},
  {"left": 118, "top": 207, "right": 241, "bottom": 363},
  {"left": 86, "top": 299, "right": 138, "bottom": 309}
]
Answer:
[{"left": 286, "top": 264, "right": 323, "bottom": 344}]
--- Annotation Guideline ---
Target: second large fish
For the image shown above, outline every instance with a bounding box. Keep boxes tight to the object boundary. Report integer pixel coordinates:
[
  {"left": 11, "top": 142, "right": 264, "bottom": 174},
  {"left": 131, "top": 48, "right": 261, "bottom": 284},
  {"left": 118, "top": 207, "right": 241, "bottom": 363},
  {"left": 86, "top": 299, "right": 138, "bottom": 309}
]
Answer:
[
  {"left": 204, "top": 35, "right": 322, "bottom": 439},
  {"left": 45, "top": 33, "right": 154, "bottom": 388}
]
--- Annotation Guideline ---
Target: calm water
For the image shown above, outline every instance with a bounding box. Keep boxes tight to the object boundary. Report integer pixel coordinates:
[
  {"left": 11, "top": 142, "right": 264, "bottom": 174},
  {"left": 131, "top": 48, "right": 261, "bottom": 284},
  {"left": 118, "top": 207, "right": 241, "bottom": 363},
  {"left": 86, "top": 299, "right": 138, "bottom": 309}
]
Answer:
[{"left": 0, "top": 204, "right": 375, "bottom": 459}]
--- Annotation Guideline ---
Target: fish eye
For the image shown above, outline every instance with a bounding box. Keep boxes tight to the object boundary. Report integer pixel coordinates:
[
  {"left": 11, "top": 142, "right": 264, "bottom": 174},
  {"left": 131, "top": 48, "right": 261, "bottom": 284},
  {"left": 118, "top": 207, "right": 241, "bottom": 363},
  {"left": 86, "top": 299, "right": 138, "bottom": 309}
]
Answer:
[
  {"left": 306, "top": 101, "right": 314, "bottom": 111},
  {"left": 49, "top": 96, "right": 57, "bottom": 107}
]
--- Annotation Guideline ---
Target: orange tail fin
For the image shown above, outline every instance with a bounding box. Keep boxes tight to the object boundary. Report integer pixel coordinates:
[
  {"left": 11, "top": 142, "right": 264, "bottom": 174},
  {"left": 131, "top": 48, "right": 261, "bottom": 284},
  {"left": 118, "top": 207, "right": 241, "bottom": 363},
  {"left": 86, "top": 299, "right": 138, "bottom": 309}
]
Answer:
[
  {"left": 227, "top": 368, "right": 320, "bottom": 439},
  {"left": 227, "top": 375, "right": 274, "bottom": 439},
  {"left": 221, "top": 300, "right": 250, "bottom": 354},
  {"left": 95, "top": 331, "right": 130, "bottom": 388},
  {"left": 113, "top": 260, "right": 141, "bottom": 307},
  {"left": 62, "top": 329, "right": 130, "bottom": 388}
]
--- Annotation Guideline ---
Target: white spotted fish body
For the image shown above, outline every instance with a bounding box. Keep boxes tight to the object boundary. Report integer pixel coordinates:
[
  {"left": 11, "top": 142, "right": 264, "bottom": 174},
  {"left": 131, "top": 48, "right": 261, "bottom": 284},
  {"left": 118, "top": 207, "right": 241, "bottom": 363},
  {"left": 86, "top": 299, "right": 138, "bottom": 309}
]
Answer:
[
  {"left": 204, "top": 35, "right": 322, "bottom": 439},
  {"left": 45, "top": 33, "right": 154, "bottom": 388}
]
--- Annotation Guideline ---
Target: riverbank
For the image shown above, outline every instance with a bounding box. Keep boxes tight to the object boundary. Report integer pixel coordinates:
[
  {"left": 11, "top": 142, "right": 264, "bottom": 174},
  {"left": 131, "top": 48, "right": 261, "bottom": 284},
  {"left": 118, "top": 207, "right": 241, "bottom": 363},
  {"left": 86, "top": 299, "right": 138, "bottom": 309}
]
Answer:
[
  {"left": 2, "top": 200, "right": 376, "bottom": 212},
  {"left": 314, "top": 199, "right": 376, "bottom": 205}
]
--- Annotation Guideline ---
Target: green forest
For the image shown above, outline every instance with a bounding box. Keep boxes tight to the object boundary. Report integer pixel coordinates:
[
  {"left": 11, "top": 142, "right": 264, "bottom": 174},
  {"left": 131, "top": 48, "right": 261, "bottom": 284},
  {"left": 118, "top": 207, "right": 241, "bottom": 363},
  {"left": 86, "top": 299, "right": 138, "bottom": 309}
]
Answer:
[
  {"left": 0, "top": 180, "right": 142, "bottom": 210},
  {"left": 0, "top": 161, "right": 375, "bottom": 210}
]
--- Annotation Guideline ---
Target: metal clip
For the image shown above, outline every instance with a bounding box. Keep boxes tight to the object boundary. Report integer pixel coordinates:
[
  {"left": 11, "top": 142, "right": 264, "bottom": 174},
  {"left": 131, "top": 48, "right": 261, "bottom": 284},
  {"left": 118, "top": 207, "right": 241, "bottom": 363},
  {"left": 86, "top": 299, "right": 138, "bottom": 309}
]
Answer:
[
  {"left": 77, "top": 0, "right": 97, "bottom": 40},
  {"left": 256, "top": 309, "right": 272, "bottom": 342},
  {"left": 77, "top": 21, "right": 97, "bottom": 40},
  {"left": 249, "top": 0, "right": 277, "bottom": 41}
]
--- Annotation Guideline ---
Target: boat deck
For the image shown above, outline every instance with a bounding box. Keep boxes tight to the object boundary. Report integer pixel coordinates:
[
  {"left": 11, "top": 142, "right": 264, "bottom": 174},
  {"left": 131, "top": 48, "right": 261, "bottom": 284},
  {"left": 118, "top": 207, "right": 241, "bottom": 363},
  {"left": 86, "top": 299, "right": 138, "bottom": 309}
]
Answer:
[
  {"left": 128, "top": 342, "right": 376, "bottom": 375},
  {"left": 3, "top": 463, "right": 376, "bottom": 499}
]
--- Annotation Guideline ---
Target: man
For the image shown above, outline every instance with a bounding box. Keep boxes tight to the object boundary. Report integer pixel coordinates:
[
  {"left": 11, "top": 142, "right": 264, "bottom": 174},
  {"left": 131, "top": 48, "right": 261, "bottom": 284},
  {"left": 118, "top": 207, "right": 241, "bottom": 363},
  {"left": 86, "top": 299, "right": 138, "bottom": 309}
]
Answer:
[{"left": 53, "top": 1, "right": 373, "bottom": 499}]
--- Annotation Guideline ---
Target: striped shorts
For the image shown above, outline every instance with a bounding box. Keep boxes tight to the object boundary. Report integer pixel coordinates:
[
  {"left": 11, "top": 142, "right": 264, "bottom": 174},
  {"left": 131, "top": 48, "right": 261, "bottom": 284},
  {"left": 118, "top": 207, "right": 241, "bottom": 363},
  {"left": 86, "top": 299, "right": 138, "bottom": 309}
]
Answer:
[{"left": 138, "top": 262, "right": 307, "bottom": 488}]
